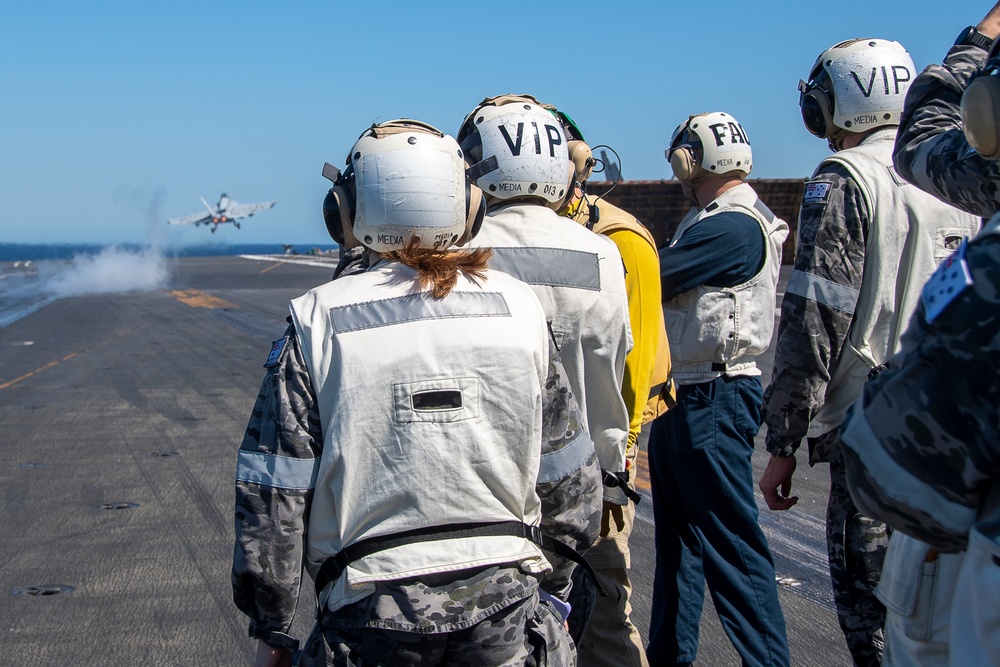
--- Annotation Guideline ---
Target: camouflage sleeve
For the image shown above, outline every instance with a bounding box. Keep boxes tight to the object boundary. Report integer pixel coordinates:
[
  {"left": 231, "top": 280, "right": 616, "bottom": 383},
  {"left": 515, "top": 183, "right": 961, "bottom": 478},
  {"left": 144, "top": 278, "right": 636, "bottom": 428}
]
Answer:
[
  {"left": 763, "top": 165, "right": 867, "bottom": 457},
  {"left": 840, "top": 237, "right": 1000, "bottom": 552},
  {"left": 893, "top": 44, "right": 1000, "bottom": 217},
  {"left": 232, "top": 324, "right": 322, "bottom": 650},
  {"left": 536, "top": 337, "right": 603, "bottom": 601}
]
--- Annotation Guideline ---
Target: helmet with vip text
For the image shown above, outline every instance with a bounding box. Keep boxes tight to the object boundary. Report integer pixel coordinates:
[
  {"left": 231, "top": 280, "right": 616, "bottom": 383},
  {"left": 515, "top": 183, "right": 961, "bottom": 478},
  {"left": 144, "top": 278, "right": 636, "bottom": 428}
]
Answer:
[
  {"left": 666, "top": 111, "right": 753, "bottom": 182},
  {"left": 457, "top": 94, "right": 575, "bottom": 209},
  {"left": 321, "top": 119, "right": 485, "bottom": 253},
  {"left": 798, "top": 38, "right": 915, "bottom": 145}
]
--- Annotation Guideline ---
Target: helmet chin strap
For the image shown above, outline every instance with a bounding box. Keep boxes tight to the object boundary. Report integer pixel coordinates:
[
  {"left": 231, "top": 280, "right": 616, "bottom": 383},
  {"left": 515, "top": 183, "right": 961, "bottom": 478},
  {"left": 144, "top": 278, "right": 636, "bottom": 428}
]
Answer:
[
  {"left": 557, "top": 182, "right": 585, "bottom": 218},
  {"left": 829, "top": 127, "right": 882, "bottom": 152},
  {"left": 680, "top": 178, "right": 700, "bottom": 207},
  {"left": 557, "top": 197, "right": 580, "bottom": 219},
  {"left": 681, "top": 165, "right": 719, "bottom": 206},
  {"left": 828, "top": 129, "right": 850, "bottom": 152}
]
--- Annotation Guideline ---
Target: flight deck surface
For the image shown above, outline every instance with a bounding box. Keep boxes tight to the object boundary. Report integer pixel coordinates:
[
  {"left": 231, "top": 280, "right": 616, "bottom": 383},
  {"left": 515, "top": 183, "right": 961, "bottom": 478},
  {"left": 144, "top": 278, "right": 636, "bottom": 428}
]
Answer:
[{"left": 0, "top": 255, "right": 848, "bottom": 666}]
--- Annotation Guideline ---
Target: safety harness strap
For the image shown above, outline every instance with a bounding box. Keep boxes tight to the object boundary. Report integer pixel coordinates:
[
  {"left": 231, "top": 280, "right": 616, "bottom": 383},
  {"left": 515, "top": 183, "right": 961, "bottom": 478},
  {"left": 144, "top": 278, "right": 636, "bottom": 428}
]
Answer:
[{"left": 314, "top": 520, "right": 606, "bottom": 598}]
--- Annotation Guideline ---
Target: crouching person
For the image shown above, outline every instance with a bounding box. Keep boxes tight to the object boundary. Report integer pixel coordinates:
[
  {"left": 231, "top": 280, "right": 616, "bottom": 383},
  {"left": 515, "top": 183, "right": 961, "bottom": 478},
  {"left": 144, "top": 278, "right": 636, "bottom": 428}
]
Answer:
[{"left": 232, "top": 119, "right": 600, "bottom": 667}]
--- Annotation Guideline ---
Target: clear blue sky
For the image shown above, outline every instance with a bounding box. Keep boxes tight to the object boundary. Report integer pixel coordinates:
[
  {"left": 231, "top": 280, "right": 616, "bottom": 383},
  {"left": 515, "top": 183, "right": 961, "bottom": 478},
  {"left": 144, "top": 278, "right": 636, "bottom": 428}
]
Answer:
[{"left": 0, "top": 1, "right": 991, "bottom": 246}]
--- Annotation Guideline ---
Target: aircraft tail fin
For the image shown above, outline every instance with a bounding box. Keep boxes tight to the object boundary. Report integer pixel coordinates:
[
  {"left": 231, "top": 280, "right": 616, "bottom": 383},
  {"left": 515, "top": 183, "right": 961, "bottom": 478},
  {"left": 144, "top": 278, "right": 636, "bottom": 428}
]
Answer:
[{"left": 200, "top": 196, "right": 214, "bottom": 214}]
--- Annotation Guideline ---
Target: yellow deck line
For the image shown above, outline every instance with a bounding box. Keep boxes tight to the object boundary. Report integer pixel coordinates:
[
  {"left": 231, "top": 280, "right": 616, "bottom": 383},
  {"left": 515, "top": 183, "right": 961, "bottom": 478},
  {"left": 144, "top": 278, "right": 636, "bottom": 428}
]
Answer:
[
  {"left": 0, "top": 353, "right": 79, "bottom": 390},
  {"left": 0, "top": 324, "right": 146, "bottom": 391},
  {"left": 259, "top": 262, "right": 285, "bottom": 274}
]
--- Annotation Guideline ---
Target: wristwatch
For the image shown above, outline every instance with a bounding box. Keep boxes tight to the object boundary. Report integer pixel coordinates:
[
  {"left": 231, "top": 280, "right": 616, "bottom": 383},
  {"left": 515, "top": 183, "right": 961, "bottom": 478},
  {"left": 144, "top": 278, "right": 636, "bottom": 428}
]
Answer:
[{"left": 956, "top": 25, "right": 995, "bottom": 51}]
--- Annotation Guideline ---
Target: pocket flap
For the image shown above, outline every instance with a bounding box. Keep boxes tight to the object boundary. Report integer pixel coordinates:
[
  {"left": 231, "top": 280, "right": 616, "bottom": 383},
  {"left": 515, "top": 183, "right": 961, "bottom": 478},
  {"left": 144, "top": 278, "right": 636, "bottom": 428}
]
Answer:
[{"left": 875, "top": 533, "right": 933, "bottom": 615}]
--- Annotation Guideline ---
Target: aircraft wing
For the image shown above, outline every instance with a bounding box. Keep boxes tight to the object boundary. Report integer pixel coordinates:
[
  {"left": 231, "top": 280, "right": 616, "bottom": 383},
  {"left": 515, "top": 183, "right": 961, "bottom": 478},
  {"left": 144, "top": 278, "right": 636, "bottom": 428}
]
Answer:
[
  {"left": 167, "top": 211, "right": 212, "bottom": 226},
  {"left": 227, "top": 200, "right": 276, "bottom": 220}
]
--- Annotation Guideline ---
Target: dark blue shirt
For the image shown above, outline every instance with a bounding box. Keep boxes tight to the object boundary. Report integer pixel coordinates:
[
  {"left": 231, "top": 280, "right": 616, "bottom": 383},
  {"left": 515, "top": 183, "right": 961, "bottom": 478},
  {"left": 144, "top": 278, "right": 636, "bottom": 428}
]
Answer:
[{"left": 659, "top": 210, "right": 765, "bottom": 301}]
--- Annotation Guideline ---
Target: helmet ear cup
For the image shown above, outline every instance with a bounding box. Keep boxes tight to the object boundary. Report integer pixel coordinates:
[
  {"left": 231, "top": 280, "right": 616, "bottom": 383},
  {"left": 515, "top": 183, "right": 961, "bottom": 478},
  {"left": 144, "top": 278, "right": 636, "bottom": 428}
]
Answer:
[
  {"left": 459, "top": 181, "right": 486, "bottom": 245},
  {"left": 669, "top": 146, "right": 698, "bottom": 182},
  {"left": 322, "top": 166, "right": 358, "bottom": 247},
  {"left": 962, "top": 75, "right": 1000, "bottom": 159},
  {"left": 322, "top": 189, "right": 345, "bottom": 245},
  {"left": 567, "top": 139, "right": 596, "bottom": 183},
  {"left": 800, "top": 88, "right": 834, "bottom": 139}
]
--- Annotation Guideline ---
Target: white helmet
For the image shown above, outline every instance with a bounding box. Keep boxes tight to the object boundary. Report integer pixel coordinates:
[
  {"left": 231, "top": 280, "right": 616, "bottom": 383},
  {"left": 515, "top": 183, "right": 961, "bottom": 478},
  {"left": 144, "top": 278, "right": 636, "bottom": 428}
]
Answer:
[
  {"left": 458, "top": 94, "right": 575, "bottom": 209},
  {"left": 666, "top": 112, "right": 753, "bottom": 181},
  {"left": 321, "top": 120, "right": 485, "bottom": 253},
  {"left": 799, "top": 38, "right": 915, "bottom": 144}
]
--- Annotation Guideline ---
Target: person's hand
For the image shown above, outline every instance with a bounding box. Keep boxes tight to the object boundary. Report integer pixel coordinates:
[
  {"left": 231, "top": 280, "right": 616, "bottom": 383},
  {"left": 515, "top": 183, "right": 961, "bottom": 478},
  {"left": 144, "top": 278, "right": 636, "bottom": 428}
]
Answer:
[
  {"left": 758, "top": 455, "right": 799, "bottom": 511},
  {"left": 977, "top": 2, "right": 1000, "bottom": 40},
  {"left": 601, "top": 500, "right": 626, "bottom": 537},
  {"left": 255, "top": 641, "right": 293, "bottom": 667}
]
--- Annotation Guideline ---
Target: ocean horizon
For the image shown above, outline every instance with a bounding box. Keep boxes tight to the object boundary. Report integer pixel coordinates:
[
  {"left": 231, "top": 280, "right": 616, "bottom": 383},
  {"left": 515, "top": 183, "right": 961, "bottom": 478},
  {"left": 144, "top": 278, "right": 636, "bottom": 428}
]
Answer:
[{"left": 0, "top": 242, "right": 338, "bottom": 263}]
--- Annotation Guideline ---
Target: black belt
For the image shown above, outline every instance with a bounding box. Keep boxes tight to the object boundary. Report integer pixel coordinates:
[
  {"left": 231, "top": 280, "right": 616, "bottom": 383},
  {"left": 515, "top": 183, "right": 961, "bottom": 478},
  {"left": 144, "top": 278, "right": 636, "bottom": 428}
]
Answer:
[{"left": 314, "top": 520, "right": 605, "bottom": 598}]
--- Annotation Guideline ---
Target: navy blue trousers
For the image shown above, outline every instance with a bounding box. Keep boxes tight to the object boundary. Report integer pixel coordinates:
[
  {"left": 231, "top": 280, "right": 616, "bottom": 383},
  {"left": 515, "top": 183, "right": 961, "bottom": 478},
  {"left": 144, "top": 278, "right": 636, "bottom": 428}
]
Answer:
[{"left": 645, "top": 376, "right": 790, "bottom": 667}]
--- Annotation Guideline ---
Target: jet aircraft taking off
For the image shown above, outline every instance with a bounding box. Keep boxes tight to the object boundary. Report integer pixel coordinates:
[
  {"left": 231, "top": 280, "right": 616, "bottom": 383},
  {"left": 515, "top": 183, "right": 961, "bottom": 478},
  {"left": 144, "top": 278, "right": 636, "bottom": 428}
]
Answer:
[{"left": 167, "top": 193, "right": 276, "bottom": 233}]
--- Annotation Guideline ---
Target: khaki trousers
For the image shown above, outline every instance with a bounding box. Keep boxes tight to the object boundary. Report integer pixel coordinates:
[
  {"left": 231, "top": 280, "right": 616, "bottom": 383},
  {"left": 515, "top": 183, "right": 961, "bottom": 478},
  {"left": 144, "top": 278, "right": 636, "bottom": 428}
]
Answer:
[{"left": 576, "top": 428, "right": 649, "bottom": 667}]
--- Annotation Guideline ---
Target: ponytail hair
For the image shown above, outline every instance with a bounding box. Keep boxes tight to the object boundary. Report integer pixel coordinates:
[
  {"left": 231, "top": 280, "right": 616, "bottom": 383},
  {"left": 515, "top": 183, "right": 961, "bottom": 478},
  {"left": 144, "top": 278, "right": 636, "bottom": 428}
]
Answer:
[{"left": 385, "top": 241, "right": 492, "bottom": 299}]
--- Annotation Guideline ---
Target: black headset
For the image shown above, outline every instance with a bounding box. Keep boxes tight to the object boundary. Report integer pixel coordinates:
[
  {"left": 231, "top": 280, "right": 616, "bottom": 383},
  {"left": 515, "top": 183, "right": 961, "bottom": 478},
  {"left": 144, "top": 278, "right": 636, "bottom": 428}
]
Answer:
[
  {"left": 798, "top": 70, "right": 837, "bottom": 140},
  {"left": 322, "top": 161, "right": 357, "bottom": 248}
]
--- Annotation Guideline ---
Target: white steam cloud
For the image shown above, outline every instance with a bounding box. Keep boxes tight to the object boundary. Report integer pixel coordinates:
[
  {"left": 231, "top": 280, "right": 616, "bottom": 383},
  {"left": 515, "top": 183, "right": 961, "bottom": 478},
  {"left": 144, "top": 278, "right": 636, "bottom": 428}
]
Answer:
[
  {"left": 0, "top": 188, "right": 173, "bottom": 328},
  {"left": 44, "top": 187, "right": 171, "bottom": 297},
  {"left": 44, "top": 246, "right": 169, "bottom": 297}
]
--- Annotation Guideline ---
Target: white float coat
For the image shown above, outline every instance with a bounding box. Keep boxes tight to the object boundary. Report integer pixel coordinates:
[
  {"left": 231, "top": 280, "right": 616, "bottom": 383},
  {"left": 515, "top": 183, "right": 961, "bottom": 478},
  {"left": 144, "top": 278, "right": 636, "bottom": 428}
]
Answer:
[
  {"left": 290, "top": 261, "right": 552, "bottom": 613},
  {"left": 469, "top": 202, "right": 632, "bottom": 477}
]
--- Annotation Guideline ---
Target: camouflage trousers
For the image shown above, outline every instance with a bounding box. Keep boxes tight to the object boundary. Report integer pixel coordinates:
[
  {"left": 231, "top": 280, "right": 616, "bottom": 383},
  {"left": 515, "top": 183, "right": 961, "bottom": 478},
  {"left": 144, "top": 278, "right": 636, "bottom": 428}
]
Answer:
[
  {"left": 827, "top": 442, "right": 889, "bottom": 667},
  {"left": 300, "top": 592, "right": 575, "bottom": 666}
]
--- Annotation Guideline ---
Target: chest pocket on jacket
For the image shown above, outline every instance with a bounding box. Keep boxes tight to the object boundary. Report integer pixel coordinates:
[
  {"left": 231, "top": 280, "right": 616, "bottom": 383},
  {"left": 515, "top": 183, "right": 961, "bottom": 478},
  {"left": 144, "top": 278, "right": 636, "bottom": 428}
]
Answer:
[
  {"left": 394, "top": 377, "right": 480, "bottom": 423},
  {"left": 936, "top": 228, "right": 972, "bottom": 263}
]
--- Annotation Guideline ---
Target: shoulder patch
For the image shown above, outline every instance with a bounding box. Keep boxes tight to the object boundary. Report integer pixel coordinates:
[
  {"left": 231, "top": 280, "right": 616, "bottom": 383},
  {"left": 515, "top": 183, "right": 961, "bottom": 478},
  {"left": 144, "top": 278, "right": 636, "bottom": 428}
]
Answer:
[
  {"left": 264, "top": 336, "right": 290, "bottom": 368},
  {"left": 802, "top": 181, "right": 832, "bottom": 205},
  {"left": 922, "top": 238, "right": 974, "bottom": 323}
]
